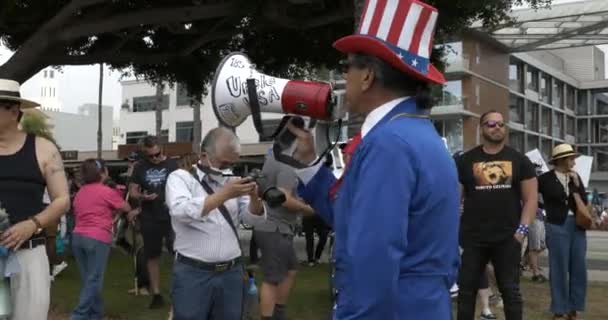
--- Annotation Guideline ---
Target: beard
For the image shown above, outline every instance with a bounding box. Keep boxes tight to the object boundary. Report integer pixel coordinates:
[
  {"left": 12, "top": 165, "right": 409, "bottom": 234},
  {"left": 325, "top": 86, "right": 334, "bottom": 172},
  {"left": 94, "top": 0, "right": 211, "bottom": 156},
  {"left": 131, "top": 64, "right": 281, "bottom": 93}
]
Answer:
[{"left": 482, "top": 131, "right": 505, "bottom": 144}]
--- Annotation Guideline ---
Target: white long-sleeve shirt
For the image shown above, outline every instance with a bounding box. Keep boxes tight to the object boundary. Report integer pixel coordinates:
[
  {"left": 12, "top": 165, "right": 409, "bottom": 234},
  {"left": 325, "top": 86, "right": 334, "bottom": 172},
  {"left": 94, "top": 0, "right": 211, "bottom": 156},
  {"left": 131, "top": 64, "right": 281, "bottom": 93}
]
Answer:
[{"left": 165, "top": 167, "right": 266, "bottom": 263}]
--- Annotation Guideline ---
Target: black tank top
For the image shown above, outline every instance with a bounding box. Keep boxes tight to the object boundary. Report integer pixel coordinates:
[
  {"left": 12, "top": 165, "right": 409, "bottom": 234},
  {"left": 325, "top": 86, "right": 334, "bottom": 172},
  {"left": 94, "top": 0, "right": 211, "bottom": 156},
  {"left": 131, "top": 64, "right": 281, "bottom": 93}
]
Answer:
[{"left": 0, "top": 134, "right": 46, "bottom": 225}]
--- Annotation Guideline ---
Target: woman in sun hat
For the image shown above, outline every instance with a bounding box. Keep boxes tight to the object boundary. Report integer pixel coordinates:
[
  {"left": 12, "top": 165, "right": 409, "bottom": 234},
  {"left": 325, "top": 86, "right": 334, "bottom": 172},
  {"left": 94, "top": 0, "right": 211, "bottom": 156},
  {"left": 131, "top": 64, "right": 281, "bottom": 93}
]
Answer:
[{"left": 538, "top": 144, "right": 588, "bottom": 320}]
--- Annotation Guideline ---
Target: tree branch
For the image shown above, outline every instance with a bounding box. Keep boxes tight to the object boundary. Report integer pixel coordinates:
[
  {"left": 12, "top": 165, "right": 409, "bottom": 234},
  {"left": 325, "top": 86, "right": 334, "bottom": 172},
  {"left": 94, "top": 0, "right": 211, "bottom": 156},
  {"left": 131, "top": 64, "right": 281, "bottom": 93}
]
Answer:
[
  {"left": 58, "top": 2, "right": 238, "bottom": 42},
  {"left": 180, "top": 17, "right": 235, "bottom": 55},
  {"left": 49, "top": 51, "right": 180, "bottom": 66}
]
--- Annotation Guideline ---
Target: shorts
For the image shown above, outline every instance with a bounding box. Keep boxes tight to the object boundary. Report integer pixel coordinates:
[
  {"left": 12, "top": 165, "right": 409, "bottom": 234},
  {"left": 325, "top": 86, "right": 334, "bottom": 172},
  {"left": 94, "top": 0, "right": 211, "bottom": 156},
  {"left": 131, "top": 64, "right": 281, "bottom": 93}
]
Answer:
[
  {"left": 527, "top": 219, "right": 546, "bottom": 251},
  {"left": 140, "top": 219, "right": 174, "bottom": 259},
  {"left": 255, "top": 230, "right": 298, "bottom": 284}
]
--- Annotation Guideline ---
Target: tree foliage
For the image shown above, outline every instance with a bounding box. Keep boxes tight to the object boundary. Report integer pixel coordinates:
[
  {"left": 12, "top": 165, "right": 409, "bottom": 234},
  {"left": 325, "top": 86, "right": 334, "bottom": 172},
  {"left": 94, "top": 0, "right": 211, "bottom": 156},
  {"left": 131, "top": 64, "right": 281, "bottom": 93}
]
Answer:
[
  {"left": 0, "top": 0, "right": 551, "bottom": 98},
  {"left": 20, "top": 110, "right": 57, "bottom": 145}
]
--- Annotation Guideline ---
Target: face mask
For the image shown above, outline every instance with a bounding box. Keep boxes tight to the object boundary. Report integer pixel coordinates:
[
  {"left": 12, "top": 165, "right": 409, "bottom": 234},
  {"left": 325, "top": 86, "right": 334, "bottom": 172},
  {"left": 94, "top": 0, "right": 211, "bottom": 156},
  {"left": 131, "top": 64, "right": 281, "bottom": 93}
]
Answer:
[{"left": 198, "top": 160, "right": 233, "bottom": 184}]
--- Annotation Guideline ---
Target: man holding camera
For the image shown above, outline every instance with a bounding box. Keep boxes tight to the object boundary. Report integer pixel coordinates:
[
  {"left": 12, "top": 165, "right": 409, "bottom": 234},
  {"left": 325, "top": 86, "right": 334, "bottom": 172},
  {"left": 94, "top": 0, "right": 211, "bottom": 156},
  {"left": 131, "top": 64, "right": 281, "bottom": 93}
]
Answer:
[
  {"left": 255, "top": 151, "right": 314, "bottom": 320},
  {"left": 165, "top": 127, "right": 266, "bottom": 320}
]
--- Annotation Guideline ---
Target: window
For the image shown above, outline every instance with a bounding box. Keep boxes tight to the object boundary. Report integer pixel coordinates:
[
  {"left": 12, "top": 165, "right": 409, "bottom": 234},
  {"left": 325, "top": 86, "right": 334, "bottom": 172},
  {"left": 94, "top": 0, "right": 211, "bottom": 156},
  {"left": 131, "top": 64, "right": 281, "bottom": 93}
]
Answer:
[
  {"left": 440, "top": 81, "right": 462, "bottom": 105},
  {"left": 509, "top": 95, "right": 524, "bottom": 124},
  {"left": 566, "top": 116, "right": 575, "bottom": 137},
  {"left": 527, "top": 67, "right": 539, "bottom": 92},
  {"left": 176, "top": 121, "right": 194, "bottom": 142},
  {"left": 444, "top": 42, "right": 463, "bottom": 64},
  {"left": 432, "top": 118, "right": 463, "bottom": 154},
  {"left": 577, "top": 90, "right": 588, "bottom": 115},
  {"left": 553, "top": 80, "right": 563, "bottom": 109},
  {"left": 160, "top": 130, "right": 169, "bottom": 143},
  {"left": 577, "top": 119, "right": 589, "bottom": 143},
  {"left": 132, "top": 95, "right": 170, "bottom": 112},
  {"left": 597, "top": 95, "right": 608, "bottom": 115},
  {"left": 50, "top": 70, "right": 54, "bottom": 79},
  {"left": 565, "top": 86, "right": 575, "bottom": 111},
  {"left": 176, "top": 83, "right": 195, "bottom": 106},
  {"left": 475, "top": 84, "right": 480, "bottom": 106},
  {"left": 527, "top": 135, "right": 539, "bottom": 152},
  {"left": 552, "top": 112, "right": 563, "bottom": 139},
  {"left": 509, "top": 131, "right": 524, "bottom": 152},
  {"left": 526, "top": 103, "right": 539, "bottom": 132},
  {"left": 541, "top": 139, "right": 552, "bottom": 162},
  {"left": 592, "top": 147, "right": 608, "bottom": 172},
  {"left": 509, "top": 60, "right": 524, "bottom": 93},
  {"left": 540, "top": 74, "right": 551, "bottom": 104},
  {"left": 126, "top": 131, "right": 148, "bottom": 144},
  {"left": 593, "top": 119, "right": 608, "bottom": 144},
  {"left": 43, "top": 70, "right": 47, "bottom": 78},
  {"left": 541, "top": 107, "right": 551, "bottom": 135}
]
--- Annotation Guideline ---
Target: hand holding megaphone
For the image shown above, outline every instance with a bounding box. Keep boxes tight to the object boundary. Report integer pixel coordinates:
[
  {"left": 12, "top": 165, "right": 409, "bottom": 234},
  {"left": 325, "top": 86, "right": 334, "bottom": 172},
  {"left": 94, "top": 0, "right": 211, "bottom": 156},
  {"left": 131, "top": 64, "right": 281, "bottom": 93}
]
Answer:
[{"left": 286, "top": 122, "right": 316, "bottom": 165}]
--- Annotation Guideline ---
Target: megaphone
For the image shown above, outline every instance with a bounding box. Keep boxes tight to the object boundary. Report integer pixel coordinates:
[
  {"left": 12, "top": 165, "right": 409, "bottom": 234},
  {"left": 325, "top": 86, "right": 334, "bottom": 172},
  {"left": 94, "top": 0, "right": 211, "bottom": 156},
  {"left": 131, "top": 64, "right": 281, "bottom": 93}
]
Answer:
[{"left": 211, "top": 52, "right": 343, "bottom": 130}]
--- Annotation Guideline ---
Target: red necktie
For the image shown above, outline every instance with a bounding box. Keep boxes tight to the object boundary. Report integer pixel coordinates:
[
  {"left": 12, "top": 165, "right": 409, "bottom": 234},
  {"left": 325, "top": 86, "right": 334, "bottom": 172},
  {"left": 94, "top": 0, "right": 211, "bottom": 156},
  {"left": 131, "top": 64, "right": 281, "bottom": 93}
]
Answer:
[{"left": 329, "top": 133, "right": 362, "bottom": 200}]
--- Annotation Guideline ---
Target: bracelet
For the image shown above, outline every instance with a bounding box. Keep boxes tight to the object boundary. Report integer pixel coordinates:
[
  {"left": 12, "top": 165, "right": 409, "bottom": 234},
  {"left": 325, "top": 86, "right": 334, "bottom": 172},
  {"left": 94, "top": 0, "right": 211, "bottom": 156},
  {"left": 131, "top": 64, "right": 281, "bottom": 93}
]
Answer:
[{"left": 516, "top": 224, "right": 529, "bottom": 236}]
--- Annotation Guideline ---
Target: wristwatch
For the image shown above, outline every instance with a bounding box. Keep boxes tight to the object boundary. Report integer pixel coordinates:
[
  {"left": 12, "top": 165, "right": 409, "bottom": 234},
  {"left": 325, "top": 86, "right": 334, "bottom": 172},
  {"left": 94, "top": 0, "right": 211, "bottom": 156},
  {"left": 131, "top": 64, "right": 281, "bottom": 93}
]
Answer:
[{"left": 29, "top": 216, "right": 43, "bottom": 234}]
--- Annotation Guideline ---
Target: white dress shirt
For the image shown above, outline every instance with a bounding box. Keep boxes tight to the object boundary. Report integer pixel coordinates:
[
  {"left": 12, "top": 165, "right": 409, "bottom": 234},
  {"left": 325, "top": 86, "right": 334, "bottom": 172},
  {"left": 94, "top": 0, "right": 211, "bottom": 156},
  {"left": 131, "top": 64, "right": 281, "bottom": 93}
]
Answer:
[
  {"left": 296, "top": 97, "right": 409, "bottom": 184},
  {"left": 165, "top": 167, "right": 266, "bottom": 263}
]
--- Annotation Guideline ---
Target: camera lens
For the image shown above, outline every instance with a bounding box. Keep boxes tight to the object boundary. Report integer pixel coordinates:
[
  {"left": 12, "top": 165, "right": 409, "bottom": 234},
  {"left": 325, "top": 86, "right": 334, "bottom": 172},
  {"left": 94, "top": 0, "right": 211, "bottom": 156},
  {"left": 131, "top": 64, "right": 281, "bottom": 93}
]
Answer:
[{"left": 262, "top": 187, "right": 286, "bottom": 208}]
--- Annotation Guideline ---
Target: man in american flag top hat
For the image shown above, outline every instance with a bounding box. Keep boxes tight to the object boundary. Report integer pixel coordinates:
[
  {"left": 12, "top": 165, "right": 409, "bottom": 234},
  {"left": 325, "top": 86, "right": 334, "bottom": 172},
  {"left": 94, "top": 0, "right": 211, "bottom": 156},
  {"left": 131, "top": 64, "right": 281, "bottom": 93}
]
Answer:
[{"left": 289, "top": 0, "right": 460, "bottom": 319}]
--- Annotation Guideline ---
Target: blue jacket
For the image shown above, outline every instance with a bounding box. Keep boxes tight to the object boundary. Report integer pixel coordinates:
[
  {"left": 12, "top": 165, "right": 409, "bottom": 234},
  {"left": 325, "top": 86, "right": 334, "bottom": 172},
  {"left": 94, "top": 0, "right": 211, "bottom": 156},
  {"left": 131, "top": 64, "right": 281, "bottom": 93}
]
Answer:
[{"left": 299, "top": 99, "right": 460, "bottom": 319}]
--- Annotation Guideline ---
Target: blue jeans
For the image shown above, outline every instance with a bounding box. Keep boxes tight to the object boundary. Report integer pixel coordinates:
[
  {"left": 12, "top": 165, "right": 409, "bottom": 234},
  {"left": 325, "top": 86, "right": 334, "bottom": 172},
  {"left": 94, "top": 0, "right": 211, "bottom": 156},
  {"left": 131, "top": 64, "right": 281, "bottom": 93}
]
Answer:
[
  {"left": 546, "top": 216, "right": 587, "bottom": 314},
  {"left": 70, "top": 234, "right": 111, "bottom": 320},
  {"left": 171, "top": 258, "right": 244, "bottom": 320}
]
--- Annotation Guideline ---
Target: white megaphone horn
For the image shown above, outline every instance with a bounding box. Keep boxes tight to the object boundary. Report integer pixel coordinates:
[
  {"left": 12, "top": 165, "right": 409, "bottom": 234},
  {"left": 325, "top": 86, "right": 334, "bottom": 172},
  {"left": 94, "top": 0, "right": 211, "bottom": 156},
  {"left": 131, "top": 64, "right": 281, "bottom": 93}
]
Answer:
[{"left": 211, "top": 52, "right": 342, "bottom": 131}]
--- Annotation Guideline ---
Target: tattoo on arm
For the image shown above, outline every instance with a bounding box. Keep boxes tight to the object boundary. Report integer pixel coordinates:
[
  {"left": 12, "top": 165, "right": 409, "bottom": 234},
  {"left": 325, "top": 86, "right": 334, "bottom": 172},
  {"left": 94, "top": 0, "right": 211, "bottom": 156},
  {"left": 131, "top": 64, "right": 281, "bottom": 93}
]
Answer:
[{"left": 48, "top": 151, "right": 65, "bottom": 176}]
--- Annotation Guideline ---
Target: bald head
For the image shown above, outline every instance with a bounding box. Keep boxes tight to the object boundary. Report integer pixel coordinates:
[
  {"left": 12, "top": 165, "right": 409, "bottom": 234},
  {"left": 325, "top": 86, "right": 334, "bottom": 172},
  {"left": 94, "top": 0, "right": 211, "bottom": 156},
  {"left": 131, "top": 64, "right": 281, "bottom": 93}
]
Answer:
[{"left": 201, "top": 127, "right": 241, "bottom": 156}]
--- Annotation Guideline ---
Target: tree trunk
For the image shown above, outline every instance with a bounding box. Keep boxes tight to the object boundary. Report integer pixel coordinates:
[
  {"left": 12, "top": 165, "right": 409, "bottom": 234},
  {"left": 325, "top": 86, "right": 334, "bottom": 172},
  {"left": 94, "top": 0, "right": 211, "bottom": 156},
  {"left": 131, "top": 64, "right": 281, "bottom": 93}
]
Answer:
[
  {"left": 192, "top": 97, "right": 202, "bottom": 153},
  {"left": 97, "top": 63, "right": 103, "bottom": 158},
  {"left": 155, "top": 82, "right": 164, "bottom": 140}
]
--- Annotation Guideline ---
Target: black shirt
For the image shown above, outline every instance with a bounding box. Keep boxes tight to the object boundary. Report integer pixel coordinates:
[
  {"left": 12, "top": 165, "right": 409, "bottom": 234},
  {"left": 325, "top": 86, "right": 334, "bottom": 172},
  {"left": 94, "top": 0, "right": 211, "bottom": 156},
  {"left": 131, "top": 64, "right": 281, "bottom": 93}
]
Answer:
[
  {"left": 457, "top": 145, "right": 536, "bottom": 246},
  {"left": 0, "top": 134, "right": 46, "bottom": 226},
  {"left": 130, "top": 158, "right": 177, "bottom": 222}
]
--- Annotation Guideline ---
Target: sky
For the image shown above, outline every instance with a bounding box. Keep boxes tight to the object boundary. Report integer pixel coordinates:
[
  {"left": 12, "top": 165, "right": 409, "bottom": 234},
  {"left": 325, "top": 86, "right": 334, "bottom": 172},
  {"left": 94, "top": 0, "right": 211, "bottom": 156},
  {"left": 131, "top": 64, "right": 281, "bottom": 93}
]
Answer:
[{"left": 0, "top": 0, "right": 603, "bottom": 120}]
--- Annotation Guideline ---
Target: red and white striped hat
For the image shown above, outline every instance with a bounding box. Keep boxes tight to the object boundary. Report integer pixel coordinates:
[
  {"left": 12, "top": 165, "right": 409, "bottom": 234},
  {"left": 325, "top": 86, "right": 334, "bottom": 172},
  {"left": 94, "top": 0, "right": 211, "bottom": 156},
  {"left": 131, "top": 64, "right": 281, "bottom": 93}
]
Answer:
[{"left": 334, "top": 0, "right": 445, "bottom": 85}]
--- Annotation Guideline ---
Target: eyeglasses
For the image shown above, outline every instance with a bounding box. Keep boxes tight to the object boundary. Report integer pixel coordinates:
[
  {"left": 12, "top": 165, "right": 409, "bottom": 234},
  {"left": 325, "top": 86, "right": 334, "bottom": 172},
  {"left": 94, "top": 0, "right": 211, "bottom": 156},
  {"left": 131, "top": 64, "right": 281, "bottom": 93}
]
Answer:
[{"left": 483, "top": 121, "right": 505, "bottom": 128}]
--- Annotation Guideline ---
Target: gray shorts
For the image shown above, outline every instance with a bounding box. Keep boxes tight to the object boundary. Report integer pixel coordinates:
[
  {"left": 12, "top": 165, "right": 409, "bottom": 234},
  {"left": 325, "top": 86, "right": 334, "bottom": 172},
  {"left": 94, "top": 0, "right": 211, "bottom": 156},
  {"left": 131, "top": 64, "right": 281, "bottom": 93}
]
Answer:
[
  {"left": 528, "top": 219, "right": 546, "bottom": 251},
  {"left": 255, "top": 230, "right": 298, "bottom": 284}
]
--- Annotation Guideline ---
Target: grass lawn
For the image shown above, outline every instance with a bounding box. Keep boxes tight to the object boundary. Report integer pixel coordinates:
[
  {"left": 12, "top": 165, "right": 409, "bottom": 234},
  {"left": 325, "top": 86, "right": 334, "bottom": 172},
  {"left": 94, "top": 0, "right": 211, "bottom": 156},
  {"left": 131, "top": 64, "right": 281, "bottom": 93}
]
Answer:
[{"left": 50, "top": 250, "right": 608, "bottom": 319}]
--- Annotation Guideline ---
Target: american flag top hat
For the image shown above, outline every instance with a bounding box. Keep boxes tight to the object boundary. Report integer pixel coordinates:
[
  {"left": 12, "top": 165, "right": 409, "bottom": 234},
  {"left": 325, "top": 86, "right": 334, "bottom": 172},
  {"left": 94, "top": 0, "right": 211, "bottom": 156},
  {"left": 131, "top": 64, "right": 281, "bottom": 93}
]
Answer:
[{"left": 334, "top": 0, "right": 445, "bottom": 85}]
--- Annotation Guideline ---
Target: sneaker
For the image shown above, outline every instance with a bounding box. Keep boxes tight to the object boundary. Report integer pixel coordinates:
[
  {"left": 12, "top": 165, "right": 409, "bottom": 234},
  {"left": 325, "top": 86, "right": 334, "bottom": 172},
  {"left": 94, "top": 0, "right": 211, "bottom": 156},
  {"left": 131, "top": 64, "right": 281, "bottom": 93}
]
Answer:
[
  {"left": 308, "top": 261, "right": 317, "bottom": 267},
  {"left": 128, "top": 287, "right": 150, "bottom": 296},
  {"left": 532, "top": 274, "right": 548, "bottom": 283},
  {"left": 51, "top": 262, "right": 68, "bottom": 278},
  {"left": 480, "top": 312, "right": 497, "bottom": 320},
  {"left": 149, "top": 294, "right": 165, "bottom": 309},
  {"left": 489, "top": 295, "right": 503, "bottom": 308},
  {"left": 450, "top": 284, "right": 459, "bottom": 298}
]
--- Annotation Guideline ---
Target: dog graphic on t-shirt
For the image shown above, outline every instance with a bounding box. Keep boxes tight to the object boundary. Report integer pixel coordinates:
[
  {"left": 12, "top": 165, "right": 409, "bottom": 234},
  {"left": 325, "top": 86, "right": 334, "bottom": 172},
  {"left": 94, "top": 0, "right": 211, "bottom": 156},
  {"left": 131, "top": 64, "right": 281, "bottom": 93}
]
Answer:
[{"left": 472, "top": 161, "right": 513, "bottom": 190}]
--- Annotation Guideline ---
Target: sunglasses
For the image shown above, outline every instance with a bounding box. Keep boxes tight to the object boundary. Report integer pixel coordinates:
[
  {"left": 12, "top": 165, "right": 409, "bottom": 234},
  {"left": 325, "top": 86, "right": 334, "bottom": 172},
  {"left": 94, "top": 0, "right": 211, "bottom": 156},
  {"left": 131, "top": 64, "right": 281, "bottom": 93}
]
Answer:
[
  {"left": 0, "top": 101, "right": 18, "bottom": 109},
  {"left": 483, "top": 121, "right": 505, "bottom": 128},
  {"left": 147, "top": 151, "right": 162, "bottom": 159}
]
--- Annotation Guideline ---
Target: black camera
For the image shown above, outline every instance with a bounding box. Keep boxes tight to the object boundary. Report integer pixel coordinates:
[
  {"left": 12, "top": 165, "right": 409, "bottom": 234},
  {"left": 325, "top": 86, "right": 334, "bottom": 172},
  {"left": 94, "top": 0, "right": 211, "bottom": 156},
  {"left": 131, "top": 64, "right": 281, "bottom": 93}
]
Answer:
[{"left": 246, "top": 169, "right": 286, "bottom": 208}]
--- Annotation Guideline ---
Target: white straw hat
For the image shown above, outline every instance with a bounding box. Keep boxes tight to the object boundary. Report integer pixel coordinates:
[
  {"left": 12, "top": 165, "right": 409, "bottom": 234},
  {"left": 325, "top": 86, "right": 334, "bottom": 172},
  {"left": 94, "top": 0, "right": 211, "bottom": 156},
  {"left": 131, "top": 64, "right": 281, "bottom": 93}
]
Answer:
[{"left": 0, "top": 79, "right": 40, "bottom": 109}]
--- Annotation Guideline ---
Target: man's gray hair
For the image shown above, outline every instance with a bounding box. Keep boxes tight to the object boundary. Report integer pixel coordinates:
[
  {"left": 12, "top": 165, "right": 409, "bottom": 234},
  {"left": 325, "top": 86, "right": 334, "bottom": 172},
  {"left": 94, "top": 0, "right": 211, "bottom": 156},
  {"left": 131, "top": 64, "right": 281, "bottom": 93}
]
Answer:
[{"left": 201, "top": 126, "right": 241, "bottom": 155}]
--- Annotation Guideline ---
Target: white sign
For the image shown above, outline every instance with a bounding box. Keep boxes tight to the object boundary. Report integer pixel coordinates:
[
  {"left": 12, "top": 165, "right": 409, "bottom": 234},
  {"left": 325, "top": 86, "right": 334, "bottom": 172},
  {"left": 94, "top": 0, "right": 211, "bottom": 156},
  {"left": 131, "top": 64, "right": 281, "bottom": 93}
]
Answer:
[
  {"left": 525, "top": 149, "right": 549, "bottom": 174},
  {"left": 574, "top": 155, "right": 594, "bottom": 188}
]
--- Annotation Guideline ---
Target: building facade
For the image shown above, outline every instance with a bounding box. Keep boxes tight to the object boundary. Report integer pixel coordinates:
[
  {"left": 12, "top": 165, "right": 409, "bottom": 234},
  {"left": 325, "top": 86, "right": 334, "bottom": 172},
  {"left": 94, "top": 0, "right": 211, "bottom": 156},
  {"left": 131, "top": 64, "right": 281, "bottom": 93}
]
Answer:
[
  {"left": 44, "top": 104, "right": 114, "bottom": 152},
  {"left": 119, "top": 80, "right": 289, "bottom": 146},
  {"left": 438, "top": 34, "right": 608, "bottom": 190}
]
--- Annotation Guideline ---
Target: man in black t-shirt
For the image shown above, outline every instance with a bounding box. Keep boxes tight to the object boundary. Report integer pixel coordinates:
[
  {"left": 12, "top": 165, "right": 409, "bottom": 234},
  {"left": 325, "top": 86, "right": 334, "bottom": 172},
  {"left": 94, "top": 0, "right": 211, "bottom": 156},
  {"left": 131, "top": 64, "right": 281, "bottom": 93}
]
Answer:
[
  {"left": 456, "top": 111, "right": 538, "bottom": 320},
  {"left": 129, "top": 136, "right": 177, "bottom": 309}
]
